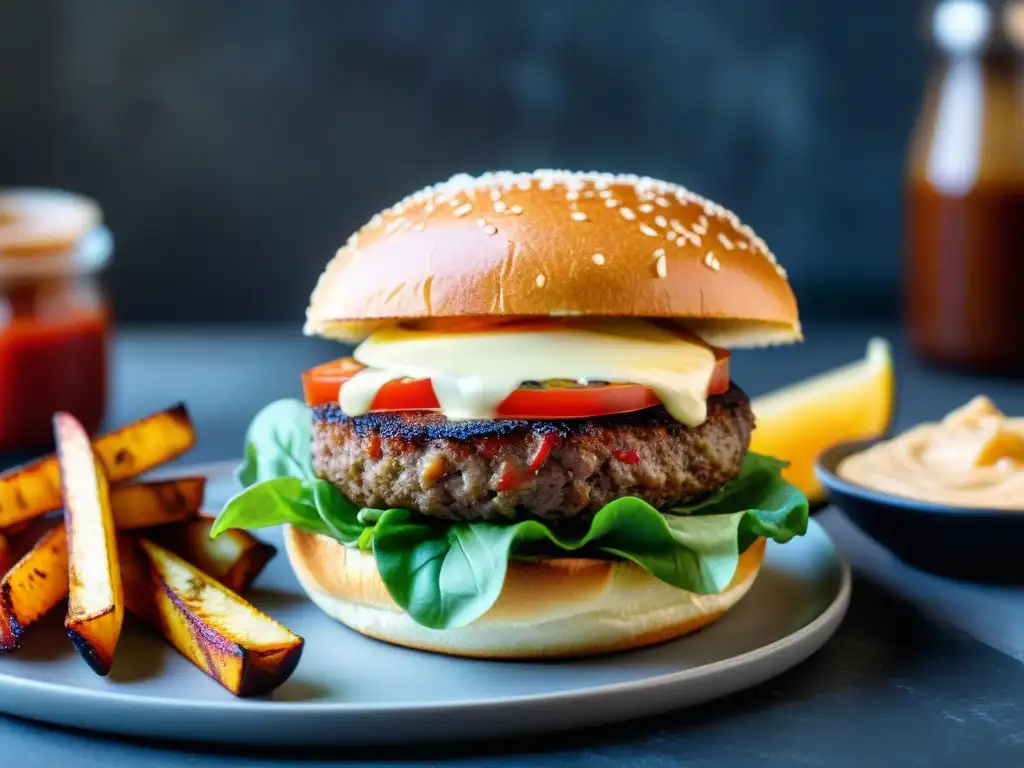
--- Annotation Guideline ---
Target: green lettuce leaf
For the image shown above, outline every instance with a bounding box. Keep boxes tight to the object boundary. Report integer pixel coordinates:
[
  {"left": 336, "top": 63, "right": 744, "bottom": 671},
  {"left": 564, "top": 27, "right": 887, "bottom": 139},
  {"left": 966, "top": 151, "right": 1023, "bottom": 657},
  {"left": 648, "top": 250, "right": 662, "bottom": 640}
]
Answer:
[
  {"left": 210, "top": 475, "right": 367, "bottom": 547},
  {"left": 214, "top": 398, "right": 809, "bottom": 630},
  {"left": 666, "top": 452, "right": 809, "bottom": 552},
  {"left": 236, "top": 399, "right": 314, "bottom": 487}
]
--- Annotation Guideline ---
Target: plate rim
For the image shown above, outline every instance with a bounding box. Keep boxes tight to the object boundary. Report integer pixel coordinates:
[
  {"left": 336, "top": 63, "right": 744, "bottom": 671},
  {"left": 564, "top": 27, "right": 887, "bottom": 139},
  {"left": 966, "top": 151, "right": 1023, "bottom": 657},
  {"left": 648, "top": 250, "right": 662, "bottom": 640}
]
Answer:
[{"left": 0, "top": 460, "right": 852, "bottom": 724}]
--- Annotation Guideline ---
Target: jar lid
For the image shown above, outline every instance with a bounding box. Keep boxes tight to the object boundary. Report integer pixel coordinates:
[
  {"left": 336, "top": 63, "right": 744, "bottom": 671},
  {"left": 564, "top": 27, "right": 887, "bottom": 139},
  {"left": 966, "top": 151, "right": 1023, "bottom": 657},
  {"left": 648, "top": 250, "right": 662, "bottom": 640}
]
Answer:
[{"left": 0, "top": 188, "right": 112, "bottom": 278}]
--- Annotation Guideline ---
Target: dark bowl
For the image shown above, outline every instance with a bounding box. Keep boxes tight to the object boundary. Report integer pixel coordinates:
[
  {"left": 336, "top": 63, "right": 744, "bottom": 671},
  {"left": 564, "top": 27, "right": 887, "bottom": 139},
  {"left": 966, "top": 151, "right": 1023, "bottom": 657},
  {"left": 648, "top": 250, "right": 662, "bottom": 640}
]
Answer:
[{"left": 816, "top": 440, "right": 1024, "bottom": 583}]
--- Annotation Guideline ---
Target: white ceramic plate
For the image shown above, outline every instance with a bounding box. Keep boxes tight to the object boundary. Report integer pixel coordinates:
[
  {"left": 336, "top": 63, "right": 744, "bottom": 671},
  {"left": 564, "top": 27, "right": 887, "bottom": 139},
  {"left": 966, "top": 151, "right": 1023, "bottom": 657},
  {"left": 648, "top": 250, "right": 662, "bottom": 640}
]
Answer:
[{"left": 0, "top": 462, "right": 850, "bottom": 746}]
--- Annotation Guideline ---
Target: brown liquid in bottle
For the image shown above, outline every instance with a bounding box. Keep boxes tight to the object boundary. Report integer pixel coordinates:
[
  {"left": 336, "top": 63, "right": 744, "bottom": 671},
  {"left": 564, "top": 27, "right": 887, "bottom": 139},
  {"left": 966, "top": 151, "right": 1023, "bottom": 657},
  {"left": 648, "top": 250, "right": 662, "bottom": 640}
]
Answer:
[{"left": 906, "top": 0, "right": 1024, "bottom": 372}]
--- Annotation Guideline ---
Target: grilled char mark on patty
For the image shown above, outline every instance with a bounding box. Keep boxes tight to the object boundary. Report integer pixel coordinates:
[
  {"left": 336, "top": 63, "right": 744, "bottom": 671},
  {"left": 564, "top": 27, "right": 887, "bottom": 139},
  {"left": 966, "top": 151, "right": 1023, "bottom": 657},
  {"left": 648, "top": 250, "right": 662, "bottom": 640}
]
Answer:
[{"left": 312, "top": 384, "right": 754, "bottom": 524}]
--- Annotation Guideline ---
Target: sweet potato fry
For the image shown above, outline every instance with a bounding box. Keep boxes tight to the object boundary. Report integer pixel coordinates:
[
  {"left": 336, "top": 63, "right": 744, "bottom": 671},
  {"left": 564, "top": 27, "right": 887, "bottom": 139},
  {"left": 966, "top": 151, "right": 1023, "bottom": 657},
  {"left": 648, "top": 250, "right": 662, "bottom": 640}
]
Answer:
[
  {"left": 0, "top": 484, "right": 206, "bottom": 653},
  {"left": 56, "top": 412, "right": 124, "bottom": 676},
  {"left": 119, "top": 536, "right": 303, "bottom": 697},
  {"left": 0, "top": 523, "right": 69, "bottom": 650},
  {"left": 0, "top": 403, "right": 195, "bottom": 530},
  {"left": 110, "top": 477, "right": 205, "bottom": 530},
  {"left": 146, "top": 517, "right": 275, "bottom": 593}
]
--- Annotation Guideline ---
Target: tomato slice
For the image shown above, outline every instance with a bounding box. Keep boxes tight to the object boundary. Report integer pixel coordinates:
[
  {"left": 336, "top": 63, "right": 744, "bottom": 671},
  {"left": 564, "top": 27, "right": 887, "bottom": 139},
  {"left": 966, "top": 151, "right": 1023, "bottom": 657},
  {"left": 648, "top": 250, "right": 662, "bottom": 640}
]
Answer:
[{"left": 302, "top": 349, "right": 731, "bottom": 419}]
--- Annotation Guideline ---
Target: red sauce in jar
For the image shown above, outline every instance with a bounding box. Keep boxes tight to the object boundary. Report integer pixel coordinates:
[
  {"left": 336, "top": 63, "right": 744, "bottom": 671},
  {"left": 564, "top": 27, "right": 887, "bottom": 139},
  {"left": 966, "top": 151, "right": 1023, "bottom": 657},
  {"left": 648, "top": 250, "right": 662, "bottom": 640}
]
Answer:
[{"left": 0, "top": 293, "right": 109, "bottom": 451}]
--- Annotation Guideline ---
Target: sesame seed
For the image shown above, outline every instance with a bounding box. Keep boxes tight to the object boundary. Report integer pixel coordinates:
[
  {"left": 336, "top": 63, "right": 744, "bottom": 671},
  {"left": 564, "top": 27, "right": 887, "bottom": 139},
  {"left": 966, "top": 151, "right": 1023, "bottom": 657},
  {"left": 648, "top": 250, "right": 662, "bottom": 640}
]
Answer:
[
  {"left": 476, "top": 218, "right": 486, "bottom": 227},
  {"left": 699, "top": 215, "right": 709, "bottom": 228},
  {"left": 667, "top": 230, "right": 678, "bottom": 241},
  {"left": 605, "top": 198, "right": 619, "bottom": 208},
  {"left": 453, "top": 203, "right": 473, "bottom": 218},
  {"left": 424, "top": 202, "right": 436, "bottom": 214},
  {"left": 599, "top": 189, "right": 613, "bottom": 198},
  {"left": 620, "top": 207, "right": 636, "bottom": 220},
  {"left": 566, "top": 191, "right": 579, "bottom": 201},
  {"left": 738, "top": 240, "right": 749, "bottom": 250},
  {"left": 638, "top": 203, "right": 654, "bottom": 213},
  {"left": 693, "top": 223, "right": 707, "bottom": 235},
  {"left": 536, "top": 274, "right": 546, "bottom": 288},
  {"left": 717, "top": 233, "right": 735, "bottom": 250},
  {"left": 640, "top": 224, "right": 659, "bottom": 237},
  {"left": 490, "top": 189, "right": 502, "bottom": 202},
  {"left": 655, "top": 254, "right": 667, "bottom": 278},
  {"left": 704, "top": 252, "right": 720, "bottom": 271},
  {"left": 653, "top": 247, "right": 666, "bottom": 258},
  {"left": 539, "top": 178, "right": 554, "bottom": 190},
  {"left": 670, "top": 219, "right": 686, "bottom": 234},
  {"left": 655, "top": 196, "right": 670, "bottom": 207},
  {"left": 509, "top": 205, "right": 523, "bottom": 215},
  {"left": 484, "top": 223, "right": 498, "bottom": 235},
  {"left": 517, "top": 179, "right": 531, "bottom": 191},
  {"left": 592, "top": 253, "right": 605, "bottom": 265},
  {"left": 494, "top": 200, "right": 507, "bottom": 213},
  {"left": 570, "top": 211, "right": 588, "bottom": 222},
  {"left": 689, "top": 233, "right": 703, "bottom": 246},
  {"left": 448, "top": 199, "right": 461, "bottom": 208},
  {"left": 654, "top": 215, "right": 667, "bottom": 228}
]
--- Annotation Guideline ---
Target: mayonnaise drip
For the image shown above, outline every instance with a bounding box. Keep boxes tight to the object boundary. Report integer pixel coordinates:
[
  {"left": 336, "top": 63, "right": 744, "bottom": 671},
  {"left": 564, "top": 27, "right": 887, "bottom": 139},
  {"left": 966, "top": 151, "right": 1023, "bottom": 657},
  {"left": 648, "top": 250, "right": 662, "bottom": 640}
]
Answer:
[{"left": 338, "top": 319, "right": 717, "bottom": 426}]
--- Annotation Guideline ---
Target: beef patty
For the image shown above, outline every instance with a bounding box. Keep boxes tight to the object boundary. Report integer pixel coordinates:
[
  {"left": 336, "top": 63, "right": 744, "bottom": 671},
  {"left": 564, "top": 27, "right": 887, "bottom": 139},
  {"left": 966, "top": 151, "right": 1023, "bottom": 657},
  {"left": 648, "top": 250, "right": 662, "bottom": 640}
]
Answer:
[{"left": 311, "top": 384, "right": 754, "bottom": 523}]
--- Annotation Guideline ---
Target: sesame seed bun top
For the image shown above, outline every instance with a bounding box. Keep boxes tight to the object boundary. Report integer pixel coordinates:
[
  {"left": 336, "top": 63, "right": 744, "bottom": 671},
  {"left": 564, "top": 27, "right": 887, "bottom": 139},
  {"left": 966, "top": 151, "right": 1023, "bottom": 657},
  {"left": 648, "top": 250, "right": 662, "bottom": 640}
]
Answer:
[{"left": 304, "top": 170, "right": 801, "bottom": 348}]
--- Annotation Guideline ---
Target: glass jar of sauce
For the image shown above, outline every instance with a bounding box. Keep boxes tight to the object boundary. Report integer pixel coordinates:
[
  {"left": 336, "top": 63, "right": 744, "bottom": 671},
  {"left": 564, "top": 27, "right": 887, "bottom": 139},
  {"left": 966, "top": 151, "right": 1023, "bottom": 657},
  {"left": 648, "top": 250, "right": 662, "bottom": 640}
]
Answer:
[
  {"left": 0, "top": 189, "right": 112, "bottom": 454},
  {"left": 905, "top": 0, "right": 1024, "bottom": 372}
]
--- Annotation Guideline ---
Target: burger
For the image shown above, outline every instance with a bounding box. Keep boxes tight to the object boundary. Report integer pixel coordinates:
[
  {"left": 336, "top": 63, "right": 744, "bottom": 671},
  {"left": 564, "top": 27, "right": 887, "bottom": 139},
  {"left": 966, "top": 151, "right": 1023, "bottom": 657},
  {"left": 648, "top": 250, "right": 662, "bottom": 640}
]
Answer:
[{"left": 213, "top": 170, "right": 808, "bottom": 658}]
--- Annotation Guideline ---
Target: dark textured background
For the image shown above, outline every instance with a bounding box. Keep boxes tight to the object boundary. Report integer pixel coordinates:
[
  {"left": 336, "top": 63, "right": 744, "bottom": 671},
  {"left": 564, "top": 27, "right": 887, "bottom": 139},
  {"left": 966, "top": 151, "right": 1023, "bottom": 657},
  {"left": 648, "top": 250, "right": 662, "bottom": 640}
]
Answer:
[{"left": 0, "top": 0, "right": 927, "bottom": 323}]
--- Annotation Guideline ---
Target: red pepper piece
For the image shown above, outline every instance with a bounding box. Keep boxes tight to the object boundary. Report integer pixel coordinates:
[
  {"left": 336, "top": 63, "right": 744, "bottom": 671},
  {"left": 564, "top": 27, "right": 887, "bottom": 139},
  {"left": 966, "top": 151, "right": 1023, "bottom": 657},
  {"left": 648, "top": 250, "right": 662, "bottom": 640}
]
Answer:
[
  {"left": 527, "top": 433, "right": 558, "bottom": 472},
  {"left": 367, "top": 433, "right": 383, "bottom": 460},
  {"left": 613, "top": 449, "right": 641, "bottom": 465}
]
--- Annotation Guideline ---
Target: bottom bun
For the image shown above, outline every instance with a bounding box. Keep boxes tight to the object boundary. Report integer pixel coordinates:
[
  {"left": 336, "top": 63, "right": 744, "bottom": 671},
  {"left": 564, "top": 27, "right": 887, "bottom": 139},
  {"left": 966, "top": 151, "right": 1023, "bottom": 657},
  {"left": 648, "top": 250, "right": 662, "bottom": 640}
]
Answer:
[{"left": 283, "top": 526, "right": 766, "bottom": 659}]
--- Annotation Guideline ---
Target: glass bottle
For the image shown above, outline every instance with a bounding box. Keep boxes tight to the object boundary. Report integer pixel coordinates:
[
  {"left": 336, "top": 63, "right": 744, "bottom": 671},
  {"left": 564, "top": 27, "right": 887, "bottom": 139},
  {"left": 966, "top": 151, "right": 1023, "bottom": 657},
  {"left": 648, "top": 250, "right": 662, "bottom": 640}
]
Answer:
[
  {"left": 905, "top": 0, "right": 1024, "bottom": 371},
  {"left": 0, "top": 189, "right": 112, "bottom": 455}
]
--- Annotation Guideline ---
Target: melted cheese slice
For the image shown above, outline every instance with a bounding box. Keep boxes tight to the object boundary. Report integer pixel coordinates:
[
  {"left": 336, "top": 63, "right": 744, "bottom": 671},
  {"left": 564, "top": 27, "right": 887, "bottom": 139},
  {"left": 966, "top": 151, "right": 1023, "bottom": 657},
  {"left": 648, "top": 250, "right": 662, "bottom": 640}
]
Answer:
[{"left": 339, "top": 319, "right": 717, "bottom": 426}]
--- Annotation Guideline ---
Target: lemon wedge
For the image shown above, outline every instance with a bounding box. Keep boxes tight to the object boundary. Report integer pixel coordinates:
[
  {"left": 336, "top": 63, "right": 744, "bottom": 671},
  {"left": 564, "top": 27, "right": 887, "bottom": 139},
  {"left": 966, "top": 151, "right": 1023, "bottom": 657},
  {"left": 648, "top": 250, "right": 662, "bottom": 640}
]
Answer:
[{"left": 749, "top": 337, "right": 895, "bottom": 503}]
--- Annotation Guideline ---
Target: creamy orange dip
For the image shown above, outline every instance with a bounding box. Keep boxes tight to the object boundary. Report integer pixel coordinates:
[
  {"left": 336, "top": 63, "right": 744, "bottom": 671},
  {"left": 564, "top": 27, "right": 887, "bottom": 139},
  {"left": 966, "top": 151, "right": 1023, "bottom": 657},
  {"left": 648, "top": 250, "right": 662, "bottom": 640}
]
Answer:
[{"left": 836, "top": 396, "right": 1024, "bottom": 510}]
